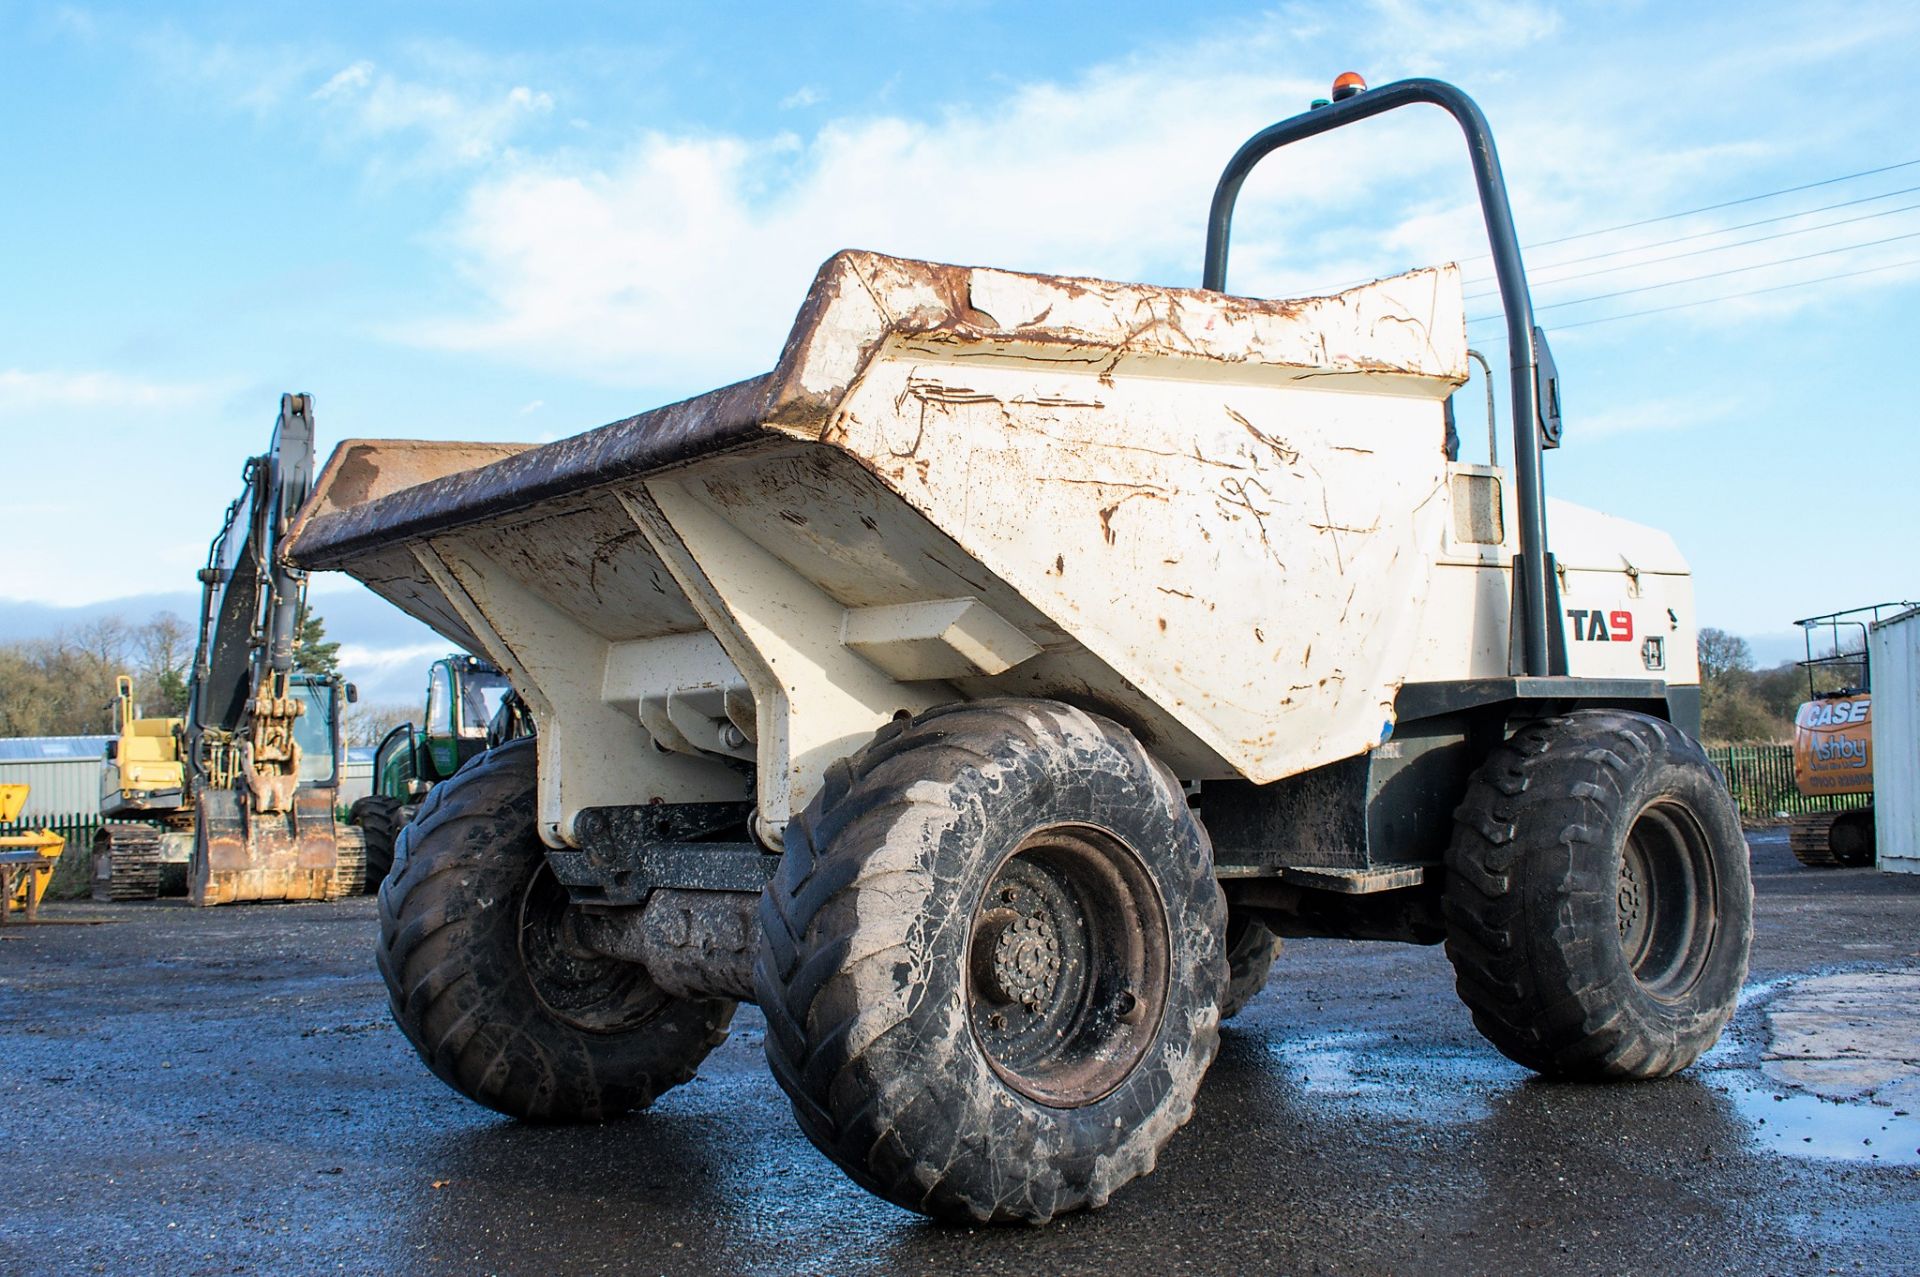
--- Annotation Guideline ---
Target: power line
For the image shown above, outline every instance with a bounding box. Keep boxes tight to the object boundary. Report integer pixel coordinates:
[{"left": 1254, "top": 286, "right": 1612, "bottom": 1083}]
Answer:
[
  {"left": 1467, "top": 227, "right": 1920, "bottom": 322},
  {"left": 1463, "top": 182, "right": 1920, "bottom": 286},
  {"left": 1463, "top": 197, "right": 1920, "bottom": 300},
  {"left": 1460, "top": 157, "right": 1920, "bottom": 261},
  {"left": 1472, "top": 256, "right": 1920, "bottom": 338}
]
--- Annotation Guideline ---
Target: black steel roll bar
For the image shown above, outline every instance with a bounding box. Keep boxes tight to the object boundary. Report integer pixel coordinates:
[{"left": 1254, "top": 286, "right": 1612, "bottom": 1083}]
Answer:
[{"left": 1202, "top": 78, "right": 1560, "bottom": 678}]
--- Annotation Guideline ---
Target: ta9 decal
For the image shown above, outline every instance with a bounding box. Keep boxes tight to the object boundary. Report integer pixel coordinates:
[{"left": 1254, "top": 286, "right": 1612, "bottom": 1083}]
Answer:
[{"left": 1566, "top": 609, "right": 1635, "bottom": 642}]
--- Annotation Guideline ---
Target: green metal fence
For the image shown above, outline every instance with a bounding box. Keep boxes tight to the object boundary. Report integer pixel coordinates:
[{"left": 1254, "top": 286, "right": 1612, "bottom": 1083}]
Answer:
[
  {"left": 0, "top": 813, "right": 99, "bottom": 899},
  {"left": 1705, "top": 744, "right": 1871, "bottom": 823}
]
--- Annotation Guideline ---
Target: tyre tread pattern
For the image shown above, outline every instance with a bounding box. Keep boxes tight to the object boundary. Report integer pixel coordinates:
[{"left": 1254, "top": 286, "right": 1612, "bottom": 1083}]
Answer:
[
  {"left": 757, "top": 699, "right": 1225, "bottom": 1223},
  {"left": 349, "top": 794, "right": 404, "bottom": 888},
  {"left": 377, "top": 738, "right": 732, "bottom": 1123},
  {"left": 1442, "top": 709, "right": 1751, "bottom": 1080}
]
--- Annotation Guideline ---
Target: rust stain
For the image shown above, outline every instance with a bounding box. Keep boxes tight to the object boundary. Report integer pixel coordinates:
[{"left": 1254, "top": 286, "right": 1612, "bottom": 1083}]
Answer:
[
  {"left": 1216, "top": 476, "right": 1285, "bottom": 569},
  {"left": 1093, "top": 490, "right": 1162, "bottom": 545},
  {"left": 1225, "top": 406, "right": 1300, "bottom": 467}
]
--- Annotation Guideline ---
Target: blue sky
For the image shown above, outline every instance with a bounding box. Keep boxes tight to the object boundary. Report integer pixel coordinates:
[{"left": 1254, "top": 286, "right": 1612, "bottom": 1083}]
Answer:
[{"left": 3, "top": 0, "right": 1916, "bottom": 700}]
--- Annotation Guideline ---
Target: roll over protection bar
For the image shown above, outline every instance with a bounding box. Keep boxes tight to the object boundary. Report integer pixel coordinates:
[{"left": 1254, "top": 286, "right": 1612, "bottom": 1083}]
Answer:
[{"left": 1201, "top": 77, "right": 1561, "bottom": 678}]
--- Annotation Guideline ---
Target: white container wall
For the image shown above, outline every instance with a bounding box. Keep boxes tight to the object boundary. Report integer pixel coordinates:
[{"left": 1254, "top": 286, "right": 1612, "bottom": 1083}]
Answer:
[
  {"left": 338, "top": 750, "right": 375, "bottom": 808},
  {"left": 0, "top": 737, "right": 109, "bottom": 821},
  {"left": 1870, "top": 608, "right": 1920, "bottom": 874}
]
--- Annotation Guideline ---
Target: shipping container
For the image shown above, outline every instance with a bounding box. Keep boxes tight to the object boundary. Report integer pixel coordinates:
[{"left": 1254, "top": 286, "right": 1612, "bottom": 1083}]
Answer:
[
  {"left": 0, "top": 736, "right": 110, "bottom": 821},
  {"left": 1870, "top": 607, "right": 1920, "bottom": 874}
]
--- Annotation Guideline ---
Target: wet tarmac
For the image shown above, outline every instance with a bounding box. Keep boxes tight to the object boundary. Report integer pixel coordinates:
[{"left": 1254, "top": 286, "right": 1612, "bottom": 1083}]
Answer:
[{"left": 2, "top": 827, "right": 1917, "bottom": 1276}]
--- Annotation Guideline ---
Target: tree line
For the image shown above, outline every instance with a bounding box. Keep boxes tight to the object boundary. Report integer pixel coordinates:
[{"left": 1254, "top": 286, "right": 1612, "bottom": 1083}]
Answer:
[
  {"left": 1696, "top": 626, "right": 1859, "bottom": 744},
  {"left": 0, "top": 605, "right": 343, "bottom": 739}
]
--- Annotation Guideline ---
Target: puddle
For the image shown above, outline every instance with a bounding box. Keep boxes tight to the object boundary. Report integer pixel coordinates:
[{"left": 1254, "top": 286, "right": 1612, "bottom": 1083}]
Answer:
[
  {"left": 1707, "top": 1067, "right": 1920, "bottom": 1166},
  {"left": 1266, "top": 1031, "right": 1526, "bottom": 1124}
]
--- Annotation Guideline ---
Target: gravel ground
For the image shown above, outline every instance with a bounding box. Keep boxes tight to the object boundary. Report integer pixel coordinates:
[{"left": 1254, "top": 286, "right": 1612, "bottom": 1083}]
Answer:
[{"left": 1, "top": 826, "right": 1916, "bottom": 1276}]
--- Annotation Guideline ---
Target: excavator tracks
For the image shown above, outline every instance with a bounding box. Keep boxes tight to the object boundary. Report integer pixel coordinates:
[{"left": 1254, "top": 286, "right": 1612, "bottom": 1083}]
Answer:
[
  {"left": 91, "top": 823, "right": 162, "bottom": 901},
  {"left": 1788, "top": 808, "right": 1875, "bottom": 868}
]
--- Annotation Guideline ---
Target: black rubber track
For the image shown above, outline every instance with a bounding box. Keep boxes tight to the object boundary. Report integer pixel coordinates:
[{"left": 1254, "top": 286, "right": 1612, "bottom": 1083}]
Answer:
[
  {"left": 1219, "top": 911, "right": 1282, "bottom": 1022},
  {"left": 92, "top": 824, "right": 161, "bottom": 902},
  {"left": 377, "top": 738, "right": 733, "bottom": 1122},
  {"left": 348, "top": 794, "right": 403, "bottom": 889},
  {"left": 756, "top": 699, "right": 1227, "bottom": 1224},
  {"left": 1442, "top": 709, "right": 1751, "bottom": 1080},
  {"left": 1788, "top": 808, "right": 1875, "bottom": 868}
]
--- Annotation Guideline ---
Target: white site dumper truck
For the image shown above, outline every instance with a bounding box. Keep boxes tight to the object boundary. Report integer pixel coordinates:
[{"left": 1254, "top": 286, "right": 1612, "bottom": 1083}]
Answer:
[{"left": 286, "top": 77, "right": 1750, "bottom": 1223}]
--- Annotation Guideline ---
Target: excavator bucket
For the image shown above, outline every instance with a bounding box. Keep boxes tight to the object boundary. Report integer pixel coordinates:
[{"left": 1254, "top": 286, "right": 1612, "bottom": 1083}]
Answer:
[{"left": 191, "top": 788, "right": 363, "bottom": 905}]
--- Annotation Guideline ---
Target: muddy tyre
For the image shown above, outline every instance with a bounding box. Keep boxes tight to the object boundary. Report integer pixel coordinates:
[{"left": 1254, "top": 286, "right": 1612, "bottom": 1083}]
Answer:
[
  {"left": 1443, "top": 710, "right": 1751, "bottom": 1080},
  {"left": 756, "top": 699, "right": 1227, "bottom": 1224},
  {"left": 378, "top": 738, "right": 733, "bottom": 1122},
  {"left": 349, "top": 794, "right": 404, "bottom": 889},
  {"left": 1219, "top": 911, "right": 1282, "bottom": 1022}
]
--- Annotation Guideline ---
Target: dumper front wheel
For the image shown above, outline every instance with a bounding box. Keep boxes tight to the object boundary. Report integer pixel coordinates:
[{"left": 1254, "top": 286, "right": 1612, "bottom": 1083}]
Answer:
[
  {"left": 378, "top": 738, "right": 733, "bottom": 1122},
  {"left": 756, "top": 700, "right": 1227, "bottom": 1224},
  {"left": 1443, "top": 710, "right": 1751, "bottom": 1079}
]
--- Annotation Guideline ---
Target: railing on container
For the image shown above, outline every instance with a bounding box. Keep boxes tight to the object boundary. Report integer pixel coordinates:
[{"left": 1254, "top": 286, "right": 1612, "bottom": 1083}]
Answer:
[
  {"left": 1705, "top": 744, "right": 1872, "bottom": 823},
  {"left": 0, "top": 812, "right": 100, "bottom": 899}
]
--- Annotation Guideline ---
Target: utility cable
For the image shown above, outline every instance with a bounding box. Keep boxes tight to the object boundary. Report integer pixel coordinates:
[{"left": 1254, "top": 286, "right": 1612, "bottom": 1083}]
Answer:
[
  {"left": 1463, "top": 197, "right": 1920, "bottom": 300},
  {"left": 1469, "top": 255, "right": 1920, "bottom": 337},
  {"left": 1457, "top": 157, "right": 1920, "bottom": 261},
  {"left": 1466, "top": 227, "right": 1920, "bottom": 322}
]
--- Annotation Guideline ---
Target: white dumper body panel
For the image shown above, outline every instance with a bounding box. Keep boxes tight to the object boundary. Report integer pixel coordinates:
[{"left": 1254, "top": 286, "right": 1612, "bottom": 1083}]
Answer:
[{"left": 288, "top": 250, "right": 1697, "bottom": 850}]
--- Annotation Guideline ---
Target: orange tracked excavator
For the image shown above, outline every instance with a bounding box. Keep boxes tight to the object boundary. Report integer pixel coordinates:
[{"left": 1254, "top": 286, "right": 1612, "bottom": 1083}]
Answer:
[{"left": 1787, "top": 602, "right": 1911, "bottom": 868}]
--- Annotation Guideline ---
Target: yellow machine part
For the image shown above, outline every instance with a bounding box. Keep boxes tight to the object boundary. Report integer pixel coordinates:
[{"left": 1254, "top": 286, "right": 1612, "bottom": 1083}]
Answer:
[
  {"left": 100, "top": 675, "right": 187, "bottom": 818},
  {"left": 1791, "top": 693, "right": 1873, "bottom": 798},
  {"left": 0, "top": 783, "right": 67, "bottom": 921}
]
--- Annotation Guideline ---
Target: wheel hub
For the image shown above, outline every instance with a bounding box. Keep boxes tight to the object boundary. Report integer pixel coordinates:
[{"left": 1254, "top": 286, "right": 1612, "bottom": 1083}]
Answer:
[
  {"left": 1617, "top": 801, "right": 1718, "bottom": 1000},
  {"left": 518, "top": 863, "right": 668, "bottom": 1033},
  {"left": 965, "top": 825, "right": 1170, "bottom": 1108},
  {"left": 981, "top": 910, "right": 1063, "bottom": 1008},
  {"left": 1616, "top": 853, "right": 1645, "bottom": 946}
]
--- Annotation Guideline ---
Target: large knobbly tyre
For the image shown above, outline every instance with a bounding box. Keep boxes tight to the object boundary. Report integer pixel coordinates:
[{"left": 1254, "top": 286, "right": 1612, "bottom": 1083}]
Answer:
[
  {"left": 1443, "top": 710, "right": 1752, "bottom": 1080},
  {"left": 756, "top": 699, "right": 1227, "bottom": 1224},
  {"left": 1219, "top": 911, "right": 1282, "bottom": 1022},
  {"left": 378, "top": 738, "right": 733, "bottom": 1122},
  {"left": 348, "top": 794, "right": 404, "bottom": 888}
]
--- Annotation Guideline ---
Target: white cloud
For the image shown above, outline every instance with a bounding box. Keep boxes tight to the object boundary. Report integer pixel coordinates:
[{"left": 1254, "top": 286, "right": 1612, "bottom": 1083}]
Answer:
[
  {"left": 310, "top": 58, "right": 555, "bottom": 168},
  {"left": 779, "top": 86, "right": 823, "bottom": 110},
  {"left": 378, "top": 0, "right": 1919, "bottom": 391},
  {"left": 0, "top": 369, "right": 220, "bottom": 413},
  {"left": 402, "top": 53, "right": 1464, "bottom": 386}
]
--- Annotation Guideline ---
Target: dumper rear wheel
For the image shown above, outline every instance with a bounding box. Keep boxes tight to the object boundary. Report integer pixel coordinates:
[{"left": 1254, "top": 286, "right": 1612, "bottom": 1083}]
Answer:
[
  {"left": 1443, "top": 710, "right": 1751, "bottom": 1079},
  {"left": 757, "top": 699, "right": 1226, "bottom": 1223},
  {"left": 379, "top": 738, "right": 733, "bottom": 1122}
]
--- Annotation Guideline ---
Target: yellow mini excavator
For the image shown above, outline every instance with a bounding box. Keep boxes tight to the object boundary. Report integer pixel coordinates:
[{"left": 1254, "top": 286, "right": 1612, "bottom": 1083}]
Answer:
[{"left": 92, "top": 675, "right": 194, "bottom": 899}]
